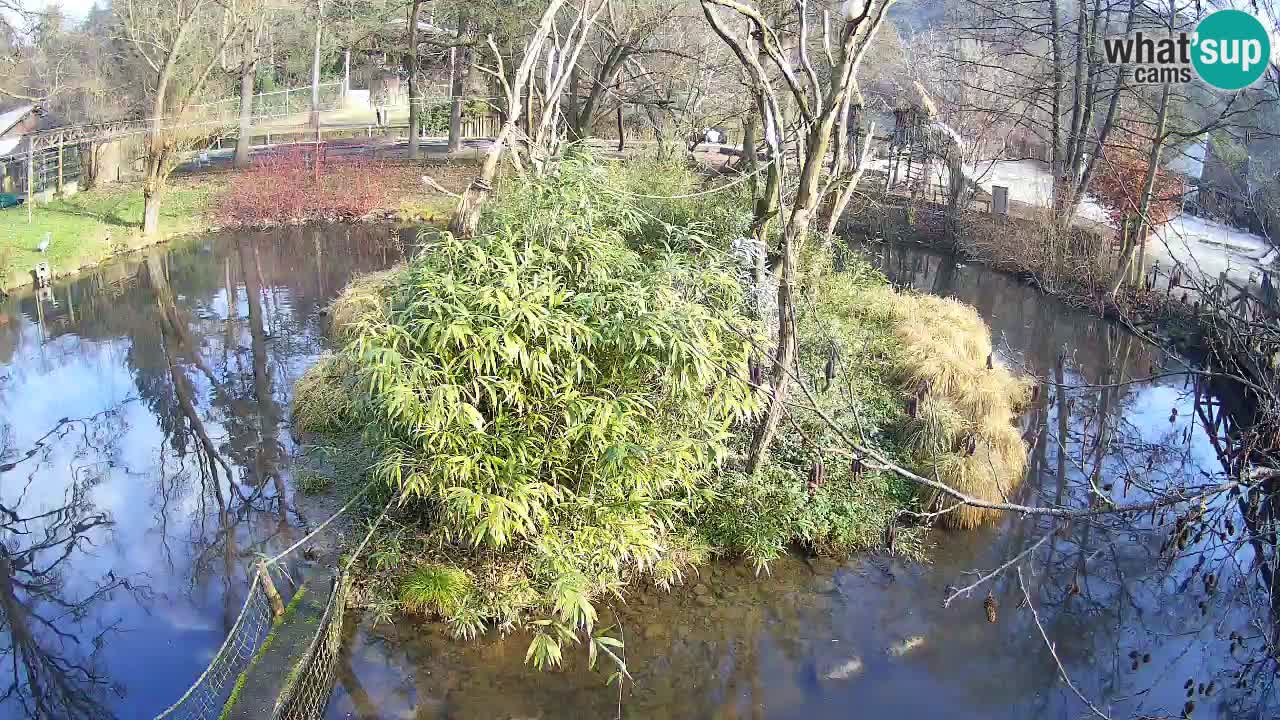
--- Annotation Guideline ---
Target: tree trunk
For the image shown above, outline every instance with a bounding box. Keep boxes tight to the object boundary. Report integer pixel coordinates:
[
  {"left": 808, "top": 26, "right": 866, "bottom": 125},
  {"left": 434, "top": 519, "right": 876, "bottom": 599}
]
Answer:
[
  {"left": 616, "top": 104, "right": 624, "bottom": 151},
  {"left": 568, "top": 64, "right": 580, "bottom": 136},
  {"left": 234, "top": 55, "right": 257, "bottom": 169},
  {"left": 142, "top": 186, "right": 162, "bottom": 236},
  {"left": 745, "top": 117, "right": 839, "bottom": 473},
  {"left": 745, "top": 231, "right": 795, "bottom": 475},
  {"left": 572, "top": 46, "right": 627, "bottom": 139},
  {"left": 447, "top": 10, "right": 471, "bottom": 152},
  {"left": 310, "top": 0, "right": 324, "bottom": 135},
  {"left": 1108, "top": 81, "right": 1171, "bottom": 298},
  {"left": 1048, "top": 0, "right": 1065, "bottom": 213},
  {"left": 451, "top": 124, "right": 510, "bottom": 237},
  {"left": 449, "top": 0, "right": 568, "bottom": 235},
  {"left": 142, "top": 139, "right": 166, "bottom": 236},
  {"left": 1064, "top": 0, "right": 1087, "bottom": 180},
  {"left": 407, "top": 0, "right": 423, "bottom": 159},
  {"left": 1067, "top": 0, "right": 1136, "bottom": 221}
]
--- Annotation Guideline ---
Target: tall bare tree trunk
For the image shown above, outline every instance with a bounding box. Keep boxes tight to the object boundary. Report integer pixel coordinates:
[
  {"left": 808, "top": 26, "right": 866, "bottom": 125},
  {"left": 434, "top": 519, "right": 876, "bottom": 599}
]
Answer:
[
  {"left": 572, "top": 46, "right": 628, "bottom": 139},
  {"left": 407, "top": 0, "right": 422, "bottom": 159},
  {"left": 1108, "top": 81, "right": 1171, "bottom": 298},
  {"left": 616, "top": 104, "right": 624, "bottom": 151},
  {"left": 450, "top": 0, "right": 569, "bottom": 237},
  {"left": 1048, "top": 0, "right": 1065, "bottom": 214},
  {"left": 1067, "top": 0, "right": 1136, "bottom": 221},
  {"left": 234, "top": 53, "right": 257, "bottom": 169},
  {"left": 142, "top": 64, "right": 175, "bottom": 237},
  {"left": 567, "top": 64, "right": 580, "bottom": 137},
  {"left": 746, "top": 119, "right": 838, "bottom": 473},
  {"left": 310, "top": 0, "right": 324, "bottom": 136},
  {"left": 447, "top": 9, "right": 471, "bottom": 153}
]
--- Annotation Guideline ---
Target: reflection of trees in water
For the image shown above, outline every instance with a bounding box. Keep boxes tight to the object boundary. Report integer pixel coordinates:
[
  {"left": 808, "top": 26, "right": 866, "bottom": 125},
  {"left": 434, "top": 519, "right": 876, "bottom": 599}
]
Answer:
[
  {"left": 0, "top": 410, "right": 144, "bottom": 719},
  {"left": 0, "top": 226, "right": 405, "bottom": 715},
  {"left": 870, "top": 238, "right": 1280, "bottom": 715}
]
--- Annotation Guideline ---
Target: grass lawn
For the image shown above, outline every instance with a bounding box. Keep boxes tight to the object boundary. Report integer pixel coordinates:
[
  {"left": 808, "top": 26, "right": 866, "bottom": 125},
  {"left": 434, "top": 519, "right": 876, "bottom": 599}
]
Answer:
[
  {"left": 0, "top": 178, "right": 223, "bottom": 291},
  {"left": 0, "top": 160, "right": 467, "bottom": 292}
]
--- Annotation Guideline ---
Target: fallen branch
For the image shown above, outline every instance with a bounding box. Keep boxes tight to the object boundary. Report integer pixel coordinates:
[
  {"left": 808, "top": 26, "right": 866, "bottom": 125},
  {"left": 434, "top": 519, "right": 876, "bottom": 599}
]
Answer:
[
  {"left": 421, "top": 175, "right": 461, "bottom": 198},
  {"left": 943, "top": 525, "right": 1057, "bottom": 607},
  {"left": 1018, "top": 567, "right": 1113, "bottom": 720}
]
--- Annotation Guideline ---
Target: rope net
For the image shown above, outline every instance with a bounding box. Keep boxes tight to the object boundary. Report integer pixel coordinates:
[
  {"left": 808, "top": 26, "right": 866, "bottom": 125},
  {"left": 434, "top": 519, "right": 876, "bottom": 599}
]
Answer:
[
  {"left": 153, "top": 574, "right": 275, "bottom": 720},
  {"left": 271, "top": 572, "right": 351, "bottom": 720}
]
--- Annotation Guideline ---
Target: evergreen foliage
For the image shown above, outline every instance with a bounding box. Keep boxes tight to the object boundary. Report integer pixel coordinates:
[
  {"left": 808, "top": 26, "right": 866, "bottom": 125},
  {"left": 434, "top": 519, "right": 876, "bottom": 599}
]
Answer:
[{"left": 299, "top": 155, "right": 1029, "bottom": 671}]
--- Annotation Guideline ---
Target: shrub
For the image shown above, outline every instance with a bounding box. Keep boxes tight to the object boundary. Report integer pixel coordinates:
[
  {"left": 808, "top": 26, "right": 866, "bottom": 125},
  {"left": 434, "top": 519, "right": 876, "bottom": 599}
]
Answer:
[
  {"left": 216, "top": 147, "right": 392, "bottom": 226},
  {"left": 345, "top": 160, "right": 759, "bottom": 666},
  {"left": 875, "top": 286, "right": 1031, "bottom": 529},
  {"left": 326, "top": 266, "right": 404, "bottom": 343}
]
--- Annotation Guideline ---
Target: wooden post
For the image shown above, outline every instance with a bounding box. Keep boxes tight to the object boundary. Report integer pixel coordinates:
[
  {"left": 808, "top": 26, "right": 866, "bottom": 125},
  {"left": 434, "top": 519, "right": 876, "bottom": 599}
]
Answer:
[
  {"left": 259, "top": 561, "right": 286, "bottom": 617},
  {"left": 57, "top": 139, "right": 64, "bottom": 194},
  {"left": 26, "top": 148, "right": 33, "bottom": 224},
  {"left": 616, "top": 105, "right": 624, "bottom": 152},
  {"left": 343, "top": 48, "right": 351, "bottom": 96}
]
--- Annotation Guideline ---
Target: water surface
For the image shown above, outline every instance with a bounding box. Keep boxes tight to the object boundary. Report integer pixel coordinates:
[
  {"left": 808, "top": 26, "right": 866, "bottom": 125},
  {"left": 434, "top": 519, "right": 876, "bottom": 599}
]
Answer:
[
  {"left": 0, "top": 225, "right": 405, "bottom": 719},
  {"left": 1, "top": 230, "right": 1271, "bottom": 720},
  {"left": 321, "top": 239, "right": 1275, "bottom": 720}
]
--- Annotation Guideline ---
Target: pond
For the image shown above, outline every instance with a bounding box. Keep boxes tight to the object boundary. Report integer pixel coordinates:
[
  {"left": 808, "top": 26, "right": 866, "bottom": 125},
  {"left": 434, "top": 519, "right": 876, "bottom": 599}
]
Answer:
[
  {"left": 0, "top": 225, "right": 408, "bottom": 719},
  {"left": 322, "top": 239, "right": 1273, "bottom": 720},
  {"left": 0, "top": 228, "right": 1272, "bottom": 719}
]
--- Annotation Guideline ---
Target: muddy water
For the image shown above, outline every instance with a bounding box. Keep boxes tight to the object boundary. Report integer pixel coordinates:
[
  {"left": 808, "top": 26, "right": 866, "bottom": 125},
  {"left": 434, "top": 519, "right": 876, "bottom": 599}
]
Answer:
[
  {"left": 324, "top": 240, "right": 1277, "bottom": 720},
  {"left": 1, "top": 229, "right": 1272, "bottom": 720},
  {"left": 0, "top": 225, "right": 407, "bottom": 719}
]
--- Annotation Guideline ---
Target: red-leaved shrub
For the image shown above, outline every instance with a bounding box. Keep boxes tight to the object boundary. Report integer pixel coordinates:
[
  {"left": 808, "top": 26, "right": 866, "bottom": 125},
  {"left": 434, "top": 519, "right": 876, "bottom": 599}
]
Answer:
[
  {"left": 217, "top": 147, "right": 392, "bottom": 226},
  {"left": 1093, "top": 142, "right": 1184, "bottom": 229}
]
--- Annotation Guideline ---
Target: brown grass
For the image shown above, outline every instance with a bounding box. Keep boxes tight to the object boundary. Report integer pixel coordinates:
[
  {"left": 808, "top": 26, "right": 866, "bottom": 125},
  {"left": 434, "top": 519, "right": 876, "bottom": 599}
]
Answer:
[
  {"left": 291, "top": 353, "right": 358, "bottom": 434},
  {"left": 326, "top": 265, "right": 404, "bottom": 343},
  {"left": 863, "top": 285, "right": 1033, "bottom": 529}
]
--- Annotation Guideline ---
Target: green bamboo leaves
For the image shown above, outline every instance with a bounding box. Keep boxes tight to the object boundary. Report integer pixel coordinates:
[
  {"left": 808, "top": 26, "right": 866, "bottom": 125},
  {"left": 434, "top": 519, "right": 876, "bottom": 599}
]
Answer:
[{"left": 347, "top": 160, "right": 760, "bottom": 669}]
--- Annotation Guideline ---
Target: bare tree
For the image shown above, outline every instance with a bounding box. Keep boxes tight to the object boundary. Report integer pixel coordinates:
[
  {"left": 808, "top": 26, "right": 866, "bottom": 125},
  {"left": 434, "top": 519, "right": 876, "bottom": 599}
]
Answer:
[
  {"left": 407, "top": 0, "right": 424, "bottom": 158},
  {"left": 118, "top": 0, "right": 248, "bottom": 236},
  {"left": 449, "top": 0, "right": 573, "bottom": 237},
  {"left": 447, "top": 8, "right": 474, "bottom": 152},
  {"left": 233, "top": 5, "right": 273, "bottom": 169},
  {"left": 702, "top": 0, "right": 898, "bottom": 474}
]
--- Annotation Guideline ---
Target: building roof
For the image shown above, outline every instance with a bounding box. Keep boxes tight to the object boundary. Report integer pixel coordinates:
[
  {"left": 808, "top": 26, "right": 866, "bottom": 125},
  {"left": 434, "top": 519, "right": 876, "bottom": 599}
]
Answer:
[{"left": 0, "top": 104, "right": 35, "bottom": 137}]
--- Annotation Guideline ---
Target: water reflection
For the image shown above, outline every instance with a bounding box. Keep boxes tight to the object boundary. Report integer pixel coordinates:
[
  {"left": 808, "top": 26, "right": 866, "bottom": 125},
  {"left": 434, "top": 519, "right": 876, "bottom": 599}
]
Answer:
[
  {"left": 321, "top": 239, "right": 1274, "bottom": 719},
  {"left": 0, "top": 225, "right": 405, "bottom": 719}
]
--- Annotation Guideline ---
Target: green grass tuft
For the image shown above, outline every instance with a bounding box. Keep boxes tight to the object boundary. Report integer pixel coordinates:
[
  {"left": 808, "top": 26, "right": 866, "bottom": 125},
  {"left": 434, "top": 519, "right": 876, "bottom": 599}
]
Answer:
[{"left": 400, "top": 565, "right": 474, "bottom": 617}]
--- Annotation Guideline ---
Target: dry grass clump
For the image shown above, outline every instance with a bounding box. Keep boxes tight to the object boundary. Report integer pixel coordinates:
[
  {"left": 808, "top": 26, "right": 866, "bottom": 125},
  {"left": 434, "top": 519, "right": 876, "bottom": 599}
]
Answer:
[
  {"left": 858, "top": 286, "right": 1032, "bottom": 529},
  {"left": 327, "top": 265, "right": 404, "bottom": 343},
  {"left": 291, "top": 353, "right": 358, "bottom": 434}
]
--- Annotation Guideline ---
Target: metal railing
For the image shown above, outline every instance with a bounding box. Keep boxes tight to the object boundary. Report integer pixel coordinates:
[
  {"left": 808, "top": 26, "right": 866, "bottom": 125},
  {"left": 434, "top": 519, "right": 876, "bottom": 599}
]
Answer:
[{"left": 191, "top": 82, "right": 347, "bottom": 125}]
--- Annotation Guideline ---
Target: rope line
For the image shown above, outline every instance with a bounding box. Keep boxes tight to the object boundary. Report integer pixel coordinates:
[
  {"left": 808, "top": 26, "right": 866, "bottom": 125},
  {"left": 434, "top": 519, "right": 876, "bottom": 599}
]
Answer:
[
  {"left": 605, "top": 160, "right": 770, "bottom": 200},
  {"left": 266, "top": 479, "right": 377, "bottom": 565},
  {"left": 154, "top": 477, "right": 383, "bottom": 720},
  {"left": 344, "top": 499, "right": 395, "bottom": 573},
  {"left": 153, "top": 573, "right": 267, "bottom": 719}
]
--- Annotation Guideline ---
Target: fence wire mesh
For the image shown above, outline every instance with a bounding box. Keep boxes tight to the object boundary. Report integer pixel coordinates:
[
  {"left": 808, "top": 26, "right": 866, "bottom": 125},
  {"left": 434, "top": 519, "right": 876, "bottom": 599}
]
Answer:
[
  {"left": 153, "top": 573, "right": 275, "bottom": 720},
  {"left": 271, "top": 571, "right": 350, "bottom": 720}
]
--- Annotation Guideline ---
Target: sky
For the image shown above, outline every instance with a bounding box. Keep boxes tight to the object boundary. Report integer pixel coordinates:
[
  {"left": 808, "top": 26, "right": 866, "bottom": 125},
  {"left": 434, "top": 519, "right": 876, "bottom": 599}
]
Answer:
[{"left": 17, "top": 0, "right": 98, "bottom": 22}]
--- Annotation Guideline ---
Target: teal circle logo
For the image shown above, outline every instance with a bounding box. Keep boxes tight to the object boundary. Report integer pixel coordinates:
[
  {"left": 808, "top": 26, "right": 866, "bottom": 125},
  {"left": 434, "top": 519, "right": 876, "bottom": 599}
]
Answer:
[{"left": 1193, "top": 9, "right": 1271, "bottom": 91}]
